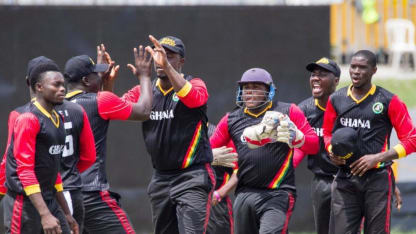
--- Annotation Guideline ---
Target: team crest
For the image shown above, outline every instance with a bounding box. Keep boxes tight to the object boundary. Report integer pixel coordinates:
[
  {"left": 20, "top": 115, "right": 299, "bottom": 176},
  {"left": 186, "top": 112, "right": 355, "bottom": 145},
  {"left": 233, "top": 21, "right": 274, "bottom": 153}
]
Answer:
[
  {"left": 172, "top": 93, "right": 179, "bottom": 102},
  {"left": 372, "top": 102, "right": 383, "bottom": 114}
]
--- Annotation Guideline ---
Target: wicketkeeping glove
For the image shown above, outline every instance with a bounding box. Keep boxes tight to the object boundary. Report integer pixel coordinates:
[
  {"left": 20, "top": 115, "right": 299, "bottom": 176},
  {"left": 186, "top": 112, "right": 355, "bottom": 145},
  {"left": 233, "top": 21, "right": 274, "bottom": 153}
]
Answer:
[
  {"left": 276, "top": 114, "right": 305, "bottom": 148},
  {"left": 242, "top": 111, "right": 282, "bottom": 149},
  {"left": 212, "top": 146, "right": 238, "bottom": 168}
]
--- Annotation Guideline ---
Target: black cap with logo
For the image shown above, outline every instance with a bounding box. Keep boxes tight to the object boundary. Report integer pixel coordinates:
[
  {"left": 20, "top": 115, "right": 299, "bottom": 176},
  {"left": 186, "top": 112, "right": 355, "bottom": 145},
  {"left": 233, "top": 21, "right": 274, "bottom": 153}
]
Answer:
[
  {"left": 157, "top": 36, "right": 186, "bottom": 58},
  {"left": 306, "top": 57, "right": 341, "bottom": 77},
  {"left": 331, "top": 127, "right": 358, "bottom": 160},
  {"left": 64, "top": 55, "right": 109, "bottom": 82}
]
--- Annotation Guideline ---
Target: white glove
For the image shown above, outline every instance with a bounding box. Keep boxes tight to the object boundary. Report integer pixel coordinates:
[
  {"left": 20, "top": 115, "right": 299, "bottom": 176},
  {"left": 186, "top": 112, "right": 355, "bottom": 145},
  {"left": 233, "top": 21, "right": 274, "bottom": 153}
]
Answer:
[
  {"left": 242, "top": 111, "right": 282, "bottom": 149},
  {"left": 212, "top": 146, "right": 238, "bottom": 168},
  {"left": 276, "top": 115, "right": 305, "bottom": 148}
]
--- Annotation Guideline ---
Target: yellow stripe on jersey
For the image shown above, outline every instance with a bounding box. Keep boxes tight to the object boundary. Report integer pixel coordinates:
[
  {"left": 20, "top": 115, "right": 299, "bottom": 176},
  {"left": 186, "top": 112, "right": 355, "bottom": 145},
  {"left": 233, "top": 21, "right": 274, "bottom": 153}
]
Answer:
[
  {"left": 181, "top": 121, "right": 203, "bottom": 169},
  {"left": 268, "top": 150, "right": 293, "bottom": 189}
]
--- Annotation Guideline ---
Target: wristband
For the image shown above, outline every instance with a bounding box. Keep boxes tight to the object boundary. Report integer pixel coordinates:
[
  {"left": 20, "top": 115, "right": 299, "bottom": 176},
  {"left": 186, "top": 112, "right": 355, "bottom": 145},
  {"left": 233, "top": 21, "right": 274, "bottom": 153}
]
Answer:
[{"left": 213, "top": 191, "right": 222, "bottom": 202}]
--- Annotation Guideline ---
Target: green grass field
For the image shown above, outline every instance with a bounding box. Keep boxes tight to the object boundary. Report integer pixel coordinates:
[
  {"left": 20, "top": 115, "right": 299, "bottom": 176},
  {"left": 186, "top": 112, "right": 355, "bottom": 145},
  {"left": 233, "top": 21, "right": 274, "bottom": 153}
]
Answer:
[{"left": 339, "top": 79, "right": 416, "bottom": 108}]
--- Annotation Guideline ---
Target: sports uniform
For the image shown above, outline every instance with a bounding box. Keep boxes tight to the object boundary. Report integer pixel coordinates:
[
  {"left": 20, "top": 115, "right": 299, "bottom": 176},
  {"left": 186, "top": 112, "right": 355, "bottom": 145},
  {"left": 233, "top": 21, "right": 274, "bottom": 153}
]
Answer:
[
  {"left": 297, "top": 97, "right": 338, "bottom": 234},
  {"left": 3, "top": 101, "right": 70, "bottom": 233},
  {"left": 207, "top": 123, "right": 234, "bottom": 234},
  {"left": 65, "top": 90, "right": 135, "bottom": 234},
  {"left": 56, "top": 100, "right": 96, "bottom": 233},
  {"left": 122, "top": 74, "right": 215, "bottom": 234},
  {"left": 323, "top": 84, "right": 416, "bottom": 233},
  {"left": 211, "top": 100, "right": 318, "bottom": 234}
]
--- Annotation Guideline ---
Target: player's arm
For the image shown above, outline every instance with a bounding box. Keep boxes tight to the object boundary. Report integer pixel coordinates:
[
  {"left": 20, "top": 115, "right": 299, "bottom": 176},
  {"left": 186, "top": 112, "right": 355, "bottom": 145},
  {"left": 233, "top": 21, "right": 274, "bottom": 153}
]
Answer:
[
  {"left": 210, "top": 114, "right": 233, "bottom": 148},
  {"left": 351, "top": 95, "right": 416, "bottom": 176},
  {"left": 292, "top": 149, "right": 306, "bottom": 168},
  {"left": 289, "top": 104, "right": 319, "bottom": 154},
  {"left": 0, "top": 110, "right": 21, "bottom": 198},
  {"left": 212, "top": 172, "right": 238, "bottom": 206},
  {"left": 77, "top": 109, "right": 96, "bottom": 173},
  {"left": 13, "top": 113, "right": 61, "bottom": 233}
]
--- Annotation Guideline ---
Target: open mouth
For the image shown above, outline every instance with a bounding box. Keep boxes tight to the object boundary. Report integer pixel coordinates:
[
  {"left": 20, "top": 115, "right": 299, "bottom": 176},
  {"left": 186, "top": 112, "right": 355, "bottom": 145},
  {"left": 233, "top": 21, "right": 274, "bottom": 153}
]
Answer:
[{"left": 311, "top": 82, "right": 322, "bottom": 94}]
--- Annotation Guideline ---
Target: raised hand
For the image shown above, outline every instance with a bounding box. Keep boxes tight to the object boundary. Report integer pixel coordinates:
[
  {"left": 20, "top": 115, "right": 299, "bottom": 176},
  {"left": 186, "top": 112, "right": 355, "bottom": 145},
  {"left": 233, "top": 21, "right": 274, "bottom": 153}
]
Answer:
[
  {"left": 127, "top": 45, "right": 153, "bottom": 78},
  {"left": 145, "top": 35, "right": 169, "bottom": 69}
]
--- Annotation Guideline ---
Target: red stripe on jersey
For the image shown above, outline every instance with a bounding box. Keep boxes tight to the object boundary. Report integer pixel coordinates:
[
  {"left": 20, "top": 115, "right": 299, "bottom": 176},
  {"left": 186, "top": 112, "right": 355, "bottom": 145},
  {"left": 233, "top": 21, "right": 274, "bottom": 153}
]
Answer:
[
  {"left": 97, "top": 91, "right": 133, "bottom": 120},
  {"left": 11, "top": 194, "right": 24, "bottom": 234},
  {"left": 100, "top": 191, "right": 135, "bottom": 234},
  {"left": 323, "top": 99, "right": 337, "bottom": 150},
  {"left": 282, "top": 193, "right": 295, "bottom": 234},
  {"left": 203, "top": 163, "right": 216, "bottom": 234},
  {"left": 385, "top": 168, "right": 392, "bottom": 233},
  {"left": 77, "top": 109, "right": 96, "bottom": 173},
  {"left": 226, "top": 197, "right": 234, "bottom": 234},
  {"left": 182, "top": 121, "right": 203, "bottom": 169}
]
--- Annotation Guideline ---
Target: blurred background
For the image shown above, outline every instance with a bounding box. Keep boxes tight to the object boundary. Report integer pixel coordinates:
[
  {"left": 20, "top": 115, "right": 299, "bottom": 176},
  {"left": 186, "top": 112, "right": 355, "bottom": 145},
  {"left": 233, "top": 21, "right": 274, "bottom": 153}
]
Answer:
[{"left": 1, "top": 0, "right": 416, "bottom": 233}]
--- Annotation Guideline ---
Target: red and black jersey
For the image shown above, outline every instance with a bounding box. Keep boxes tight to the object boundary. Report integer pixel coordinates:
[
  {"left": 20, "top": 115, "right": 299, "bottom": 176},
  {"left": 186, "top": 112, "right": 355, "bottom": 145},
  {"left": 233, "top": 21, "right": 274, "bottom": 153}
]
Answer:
[
  {"left": 123, "top": 75, "right": 213, "bottom": 171},
  {"left": 211, "top": 101, "right": 318, "bottom": 193},
  {"left": 66, "top": 90, "right": 133, "bottom": 191},
  {"left": 56, "top": 100, "right": 96, "bottom": 191},
  {"left": 297, "top": 97, "right": 338, "bottom": 176},
  {"left": 323, "top": 85, "right": 416, "bottom": 168},
  {"left": 0, "top": 102, "right": 32, "bottom": 195},
  {"left": 6, "top": 101, "right": 65, "bottom": 200}
]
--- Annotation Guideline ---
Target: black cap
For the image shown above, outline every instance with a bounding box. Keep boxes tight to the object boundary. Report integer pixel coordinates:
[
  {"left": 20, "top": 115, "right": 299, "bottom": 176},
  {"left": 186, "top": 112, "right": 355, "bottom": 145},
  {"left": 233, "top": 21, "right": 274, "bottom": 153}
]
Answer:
[
  {"left": 64, "top": 55, "right": 109, "bottom": 82},
  {"left": 306, "top": 57, "right": 341, "bottom": 77},
  {"left": 27, "top": 56, "right": 56, "bottom": 78},
  {"left": 157, "top": 36, "right": 185, "bottom": 57},
  {"left": 331, "top": 127, "right": 358, "bottom": 159}
]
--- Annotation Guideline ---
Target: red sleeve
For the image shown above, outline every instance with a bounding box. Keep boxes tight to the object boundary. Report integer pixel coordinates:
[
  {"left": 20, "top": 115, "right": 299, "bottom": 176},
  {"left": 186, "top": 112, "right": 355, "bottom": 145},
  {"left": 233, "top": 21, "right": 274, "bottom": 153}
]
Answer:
[
  {"left": 289, "top": 104, "right": 319, "bottom": 154},
  {"left": 210, "top": 114, "right": 232, "bottom": 148},
  {"left": 0, "top": 111, "right": 21, "bottom": 194},
  {"left": 13, "top": 113, "right": 41, "bottom": 193},
  {"left": 292, "top": 148, "right": 306, "bottom": 168},
  {"left": 77, "top": 108, "right": 96, "bottom": 173},
  {"left": 122, "top": 85, "right": 141, "bottom": 103},
  {"left": 323, "top": 98, "right": 337, "bottom": 151},
  {"left": 388, "top": 95, "right": 416, "bottom": 156},
  {"left": 97, "top": 91, "right": 133, "bottom": 120},
  {"left": 177, "top": 78, "right": 209, "bottom": 108},
  {"left": 55, "top": 173, "right": 63, "bottom": 192}
]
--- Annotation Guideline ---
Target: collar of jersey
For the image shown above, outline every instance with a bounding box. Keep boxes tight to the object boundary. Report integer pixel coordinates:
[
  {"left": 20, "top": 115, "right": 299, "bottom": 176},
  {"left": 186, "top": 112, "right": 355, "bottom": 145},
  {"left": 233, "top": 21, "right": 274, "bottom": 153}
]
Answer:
[
  {"left": 65, "top": 90, "right": 84, "bottom": 99},
  {"left": 347, "top": 84, "right": 376, "bottom": 104},
  {"left": 156, "top": 79, "right": 174, "bottom": 96},
  {"left": 244, "top": 101, "right": 273, "bottom": 118},
  {"left": 314, "top": 99, "right": 326, "bottom": 111},
  {"left": 33, "top": 100, "right": 60, "bottom": 128}
]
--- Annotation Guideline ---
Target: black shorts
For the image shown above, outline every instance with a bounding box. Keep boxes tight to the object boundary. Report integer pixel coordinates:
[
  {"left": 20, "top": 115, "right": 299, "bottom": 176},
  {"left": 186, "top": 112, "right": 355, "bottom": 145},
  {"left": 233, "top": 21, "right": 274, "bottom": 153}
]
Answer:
[
  {"left": 3, "top": 192, "right": 71, "bottom": 234},
  {"left": 65, "top": 189, "right": 85, "bottom": 233},
  {"left": 329, "top": 167, "right": 394, "bottom": 234},
  {"left": 207, "top": 196, "right": 233, "bottom": 234},
  {"left": 83, "top": 190, "right": 135, "bottom": 234},
  {"left": 311, "top": 175, "right": 334, "bottom": 234},
  {"left": 147, "top": 163, "right": 216, "bottom": 234},
  {"left": 233, "top": 188, "right": 295, "bottom": 234}
]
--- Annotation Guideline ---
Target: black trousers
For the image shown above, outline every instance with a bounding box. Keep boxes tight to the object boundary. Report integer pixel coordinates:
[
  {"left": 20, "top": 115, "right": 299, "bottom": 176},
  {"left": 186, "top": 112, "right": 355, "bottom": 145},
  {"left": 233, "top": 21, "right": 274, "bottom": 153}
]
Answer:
[
  {"left": 206, "top": 196, "right": 234, "bottom": 234},
  {"left": 82, "top": 190, "right": 135, "bottom": 234},
  {"left": 3, "top": 193, "right": 71, "bottom": 234},
  {"left": 311, "top": 175, "right": 334, "bottom": 234},
  {"left": 233, "top": 188, "right": 295, "bottom": 234},
  {"left": 329, "top": 167, "right": 394, "bottom": 234},
  {"left": 147, "top": 163, "right": 216, "bottom": 234}
]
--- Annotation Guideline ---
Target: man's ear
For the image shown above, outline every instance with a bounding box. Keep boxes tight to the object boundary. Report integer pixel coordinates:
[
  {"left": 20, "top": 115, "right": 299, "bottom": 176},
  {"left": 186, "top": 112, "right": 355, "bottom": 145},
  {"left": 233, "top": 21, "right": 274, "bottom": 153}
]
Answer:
[
  {"left": 81, "top": 76, "right": 89, "bottom": 86},
  {"left": 35, "top": 82, "right": 43, "bottom": 93}
]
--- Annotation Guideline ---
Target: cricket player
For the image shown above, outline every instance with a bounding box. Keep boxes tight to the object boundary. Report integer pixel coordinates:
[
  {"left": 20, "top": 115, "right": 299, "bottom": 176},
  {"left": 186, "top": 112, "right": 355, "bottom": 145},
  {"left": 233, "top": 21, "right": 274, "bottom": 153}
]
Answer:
[
  {"left": 323, "top": 50, "right": 416, "bottom": 233},
  {"left": 210, "top": 68, "right": 319, "bottom": 234}
]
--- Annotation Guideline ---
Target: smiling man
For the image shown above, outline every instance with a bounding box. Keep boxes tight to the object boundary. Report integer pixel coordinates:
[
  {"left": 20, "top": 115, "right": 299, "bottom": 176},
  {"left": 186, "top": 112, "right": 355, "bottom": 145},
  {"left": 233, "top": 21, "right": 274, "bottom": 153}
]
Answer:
[
  {"left": 293, "top": 57, "right": 340, "bottom": 234},
  {"left": 323, "top": 50, "right": 416, "bottom": 233}
]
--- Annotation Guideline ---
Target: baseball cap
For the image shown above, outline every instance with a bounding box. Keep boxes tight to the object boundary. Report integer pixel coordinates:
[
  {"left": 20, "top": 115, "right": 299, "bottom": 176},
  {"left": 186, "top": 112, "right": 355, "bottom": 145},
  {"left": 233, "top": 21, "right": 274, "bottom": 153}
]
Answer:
[
  {"left": 157, "top": 36, "right": 185, "bottom": 58},
  {"left": 238, "top": 68, "right": 273, "bottom": 86},
  {"left": 64, "top": 55, "right": 109, "bottom": 82},
  {"left": 331, "top": 127, "right": 358, "bottom": 159},
  {"left": 27, "top": 56, "right": 56, "bottom": 78},
  {"left": 306, "top": 57, "right": 341, "bottom": 77}
]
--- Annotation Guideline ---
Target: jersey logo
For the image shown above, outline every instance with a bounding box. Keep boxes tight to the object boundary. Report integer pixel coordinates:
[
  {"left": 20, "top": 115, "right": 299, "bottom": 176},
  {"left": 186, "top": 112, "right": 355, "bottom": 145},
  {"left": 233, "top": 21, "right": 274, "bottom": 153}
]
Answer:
[
  {"left": 240, "top": 134, "right": 247, "bottom": 144},
  {"left": 312, "top": 127, "right": 323, "bottom": 137},
  {"left": 372, "top": 102, "right": 384, "bottom": 114},
  {"left": 340, "top": 117, "right": 371, "bottom": 129},
  {"left": 150, "top": 109, "right": 174, "bottom": 120},
  {"left": 49, "top": 145, "right": 65, "bottom": 155},
  {"left": 172, "top": 93, "right": 179, "bottom": 102}
]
